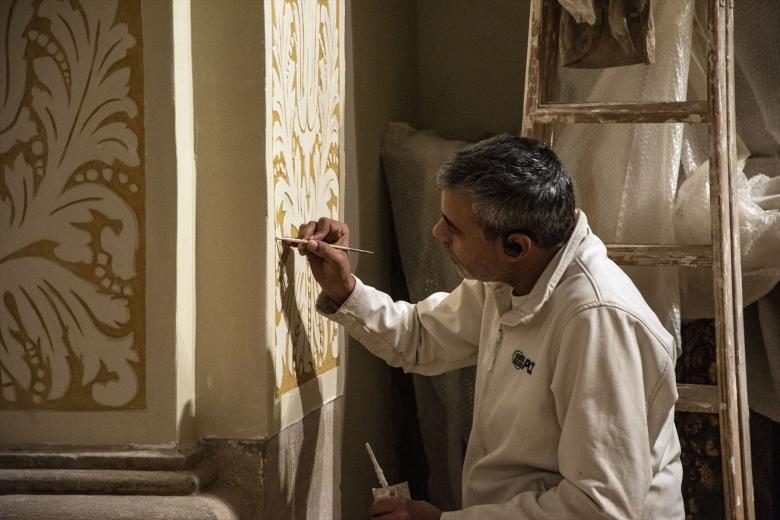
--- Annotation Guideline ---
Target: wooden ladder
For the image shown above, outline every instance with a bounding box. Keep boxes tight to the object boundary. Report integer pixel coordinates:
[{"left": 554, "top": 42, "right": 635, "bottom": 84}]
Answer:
[{"left": 521, "top": 1, "right": 754, "bottom": 518}]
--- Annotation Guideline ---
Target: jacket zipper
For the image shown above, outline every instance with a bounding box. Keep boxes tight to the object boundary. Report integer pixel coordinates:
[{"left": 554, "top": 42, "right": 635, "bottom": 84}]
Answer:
[
  {"left": 487, "top": 324, "right": 506, "bottom": 371},
  {"left": 476, "top": 323, "right": 507, "bottom": 455}
]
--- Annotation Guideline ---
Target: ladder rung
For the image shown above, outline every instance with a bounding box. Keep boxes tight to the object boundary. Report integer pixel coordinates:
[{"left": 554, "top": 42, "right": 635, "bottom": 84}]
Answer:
[
  {"left": 677, "top": 383, "right": 719, "bottom": 414},
  {"left": 533, "top": 101, "right": 709, "bottom": 124},
  {"left": 606, "top": 245, "right": 713, "bottom": 267}
]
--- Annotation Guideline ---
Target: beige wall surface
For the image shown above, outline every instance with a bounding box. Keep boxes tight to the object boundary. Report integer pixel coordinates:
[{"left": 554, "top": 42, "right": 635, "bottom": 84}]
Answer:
[
  {"left": 341, "top": 0, "right": 419, "bottom": 518},
  {"left": 0, "top": 0, "right": 179, "bottom": 445},
  {"left": 192, "top": 0, "right": 270, "bottom": 440},
  {"left": 417, "top": 0, "right": 530, "bottom": 142}
]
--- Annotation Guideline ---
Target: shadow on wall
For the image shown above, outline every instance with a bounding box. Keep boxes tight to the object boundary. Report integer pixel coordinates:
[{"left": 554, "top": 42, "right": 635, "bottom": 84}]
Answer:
[
  {"left": 262, "top": 249, "right": 325, "bottom": 520},
  {"left": 178, "top": 400, "right": 196, "bottom": 448}
]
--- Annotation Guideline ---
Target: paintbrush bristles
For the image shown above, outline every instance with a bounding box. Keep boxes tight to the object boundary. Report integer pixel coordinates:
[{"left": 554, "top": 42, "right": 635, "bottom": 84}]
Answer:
[
  {"left": 365, "top": 442, "right": 390, "bottom": 489},
  {"left": 276, "top": 236, "right": 374, "bottom": 254}
]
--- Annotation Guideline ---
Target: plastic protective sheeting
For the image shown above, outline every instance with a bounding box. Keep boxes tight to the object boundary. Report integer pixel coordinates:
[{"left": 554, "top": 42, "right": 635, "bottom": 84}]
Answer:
[
  {"left": 381, "top": 122, "right": 475, "bottom": 511},
  {"left": 733, "top": 0, "right": 780, "bottom": 169},
  {"left": 674, "top": 159, "right": 780, "bottom": 319},
  {"left": 552, "top": 0, "right": 695, "bottom": 350}
]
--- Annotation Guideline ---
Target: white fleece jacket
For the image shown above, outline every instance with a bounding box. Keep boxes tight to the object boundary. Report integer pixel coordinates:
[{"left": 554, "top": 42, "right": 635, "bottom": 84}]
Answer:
[{"left": 318, "top": 211, "right": 684, "bottom": 519}]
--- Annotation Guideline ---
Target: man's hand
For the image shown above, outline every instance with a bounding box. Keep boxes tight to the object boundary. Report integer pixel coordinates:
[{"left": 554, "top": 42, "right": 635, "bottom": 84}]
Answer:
[
  {"left": 370, "top": 497, "right": 442, "bottom": 520},
  {"left": 294, "top": 217, "right": 356, "bottom": 306}
]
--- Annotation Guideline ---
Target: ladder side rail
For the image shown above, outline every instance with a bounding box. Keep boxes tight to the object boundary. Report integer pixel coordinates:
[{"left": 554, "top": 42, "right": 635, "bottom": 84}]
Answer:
[
  {"left": 708, "top": 1, "right": 750, "bottom": 518},
  {"left": 521, "top": 0, "right": 543, "bottom": 139},
  {"left": 521, "top": 0, "right": 558, "bottom": 143},
  {"left": 724, "top": 3, "right": 755, "bottom": 518},
  {"left": 538, "top": 0, "right": 560, "bottom": 146}
]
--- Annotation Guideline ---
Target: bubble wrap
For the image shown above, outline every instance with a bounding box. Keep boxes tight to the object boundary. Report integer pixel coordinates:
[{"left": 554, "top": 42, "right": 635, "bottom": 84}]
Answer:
[
  {"left": 674, "top": 159, "right": 780, "bottom": 319},
  {"left": 552, "top": 0, "right": 696, "bottom": 350},
  {"left": 381, "top": 122, "right": 475, "bottom": 510}
]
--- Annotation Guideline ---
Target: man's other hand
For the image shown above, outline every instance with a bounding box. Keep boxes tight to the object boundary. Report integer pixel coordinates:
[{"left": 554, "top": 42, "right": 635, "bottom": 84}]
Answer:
[
  {"left": 295, "top": 217, "right": 355, "bottom": 306},
  {"left": 370, "top": 497, "right": 443, "bottom": 520}
]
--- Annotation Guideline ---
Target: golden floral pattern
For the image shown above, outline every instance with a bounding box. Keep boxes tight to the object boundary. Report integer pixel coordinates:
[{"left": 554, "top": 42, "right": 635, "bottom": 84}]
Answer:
[
  {"left": 269, "top": 0, "right": 342, "bottom": 395},
  {"left": 0, "top": 0, "right": 144, "bottom": 409}
]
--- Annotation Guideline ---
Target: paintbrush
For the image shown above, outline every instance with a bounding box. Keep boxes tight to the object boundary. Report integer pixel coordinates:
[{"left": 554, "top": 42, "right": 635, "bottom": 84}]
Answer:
[
  {"left": 365, "top": 442, "right": 391, "bottom": 492},
  {"left": 276, "top": 236, "right": 374, "bottom": 254}
]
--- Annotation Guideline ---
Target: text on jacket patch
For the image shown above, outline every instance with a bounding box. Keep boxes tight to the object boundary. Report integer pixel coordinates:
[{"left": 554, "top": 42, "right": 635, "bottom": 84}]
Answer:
[{"left": 512, "top": 350, "right": 535, "bottom": 375}]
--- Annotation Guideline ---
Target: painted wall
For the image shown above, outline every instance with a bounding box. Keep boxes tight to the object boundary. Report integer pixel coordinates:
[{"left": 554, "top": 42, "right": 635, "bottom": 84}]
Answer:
[
  {"left": 191, "top": 0, "right": 270, "bottom": 440},
  {"left": 266, "top": 0, "right": 345, "bottom": 431},
  {"left": 417, "top": 0, "right": 530, "bottom": 141},
  {"left": 0, "top": 0, "right": 145, "bottom": 411},
  {"left": 0, "top": 0, "right": 182, "bottom": 446},
  {"left": 192, "top": 0, "right": 346, "bottom": 440}
]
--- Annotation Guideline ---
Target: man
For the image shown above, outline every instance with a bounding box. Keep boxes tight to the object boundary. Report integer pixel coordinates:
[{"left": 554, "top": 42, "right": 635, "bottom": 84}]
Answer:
[{"left": 294, "top": 136, "right": 684, "bottom": 519}]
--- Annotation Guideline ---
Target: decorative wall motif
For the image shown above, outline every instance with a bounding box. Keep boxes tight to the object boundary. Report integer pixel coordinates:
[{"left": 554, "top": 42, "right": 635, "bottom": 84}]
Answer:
[
  {"left": 269, "top": 0, "right": 342, "bottom": 396},
  {"left": 0, "top": 0, "right": 144, "bottom": 409}
]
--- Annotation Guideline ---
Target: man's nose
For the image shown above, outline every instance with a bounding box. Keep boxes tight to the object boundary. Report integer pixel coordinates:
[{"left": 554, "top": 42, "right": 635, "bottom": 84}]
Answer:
[{"left": 432, "top": 218, "right": 446, "bottom": 241}]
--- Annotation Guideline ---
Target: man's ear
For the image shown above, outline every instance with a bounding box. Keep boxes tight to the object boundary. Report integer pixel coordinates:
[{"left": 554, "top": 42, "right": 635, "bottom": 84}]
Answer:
[{"left": 502, "top": 233, "right": 533, "bottom": 259}]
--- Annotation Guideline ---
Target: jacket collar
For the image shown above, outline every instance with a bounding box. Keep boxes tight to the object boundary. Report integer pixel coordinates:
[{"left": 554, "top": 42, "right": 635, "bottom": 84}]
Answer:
[{"left": 487, "top": 210, "right": 592, "bottom": 326}]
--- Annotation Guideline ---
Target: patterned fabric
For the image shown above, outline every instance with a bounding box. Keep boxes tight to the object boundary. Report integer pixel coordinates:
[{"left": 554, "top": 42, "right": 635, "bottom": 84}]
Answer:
[{"left": 676, "top": 319, "right": 723, "bottom": 519}]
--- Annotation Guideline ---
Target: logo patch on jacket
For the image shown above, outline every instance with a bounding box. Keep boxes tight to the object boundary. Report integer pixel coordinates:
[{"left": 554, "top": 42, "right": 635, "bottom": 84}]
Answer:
[{"left": 512, "top": 351, "right": 535, "bottom": 375}]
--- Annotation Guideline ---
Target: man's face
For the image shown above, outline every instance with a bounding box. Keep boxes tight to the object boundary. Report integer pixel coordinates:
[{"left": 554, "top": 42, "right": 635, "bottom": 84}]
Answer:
[{"left": 431, "top": 189, "right": 503, "bottom": 282}]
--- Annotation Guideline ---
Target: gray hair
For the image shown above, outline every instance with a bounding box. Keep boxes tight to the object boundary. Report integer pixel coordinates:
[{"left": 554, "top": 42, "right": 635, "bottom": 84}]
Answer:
[{"left": 435, "top": 136, "right": 575, "bottom": 248}]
